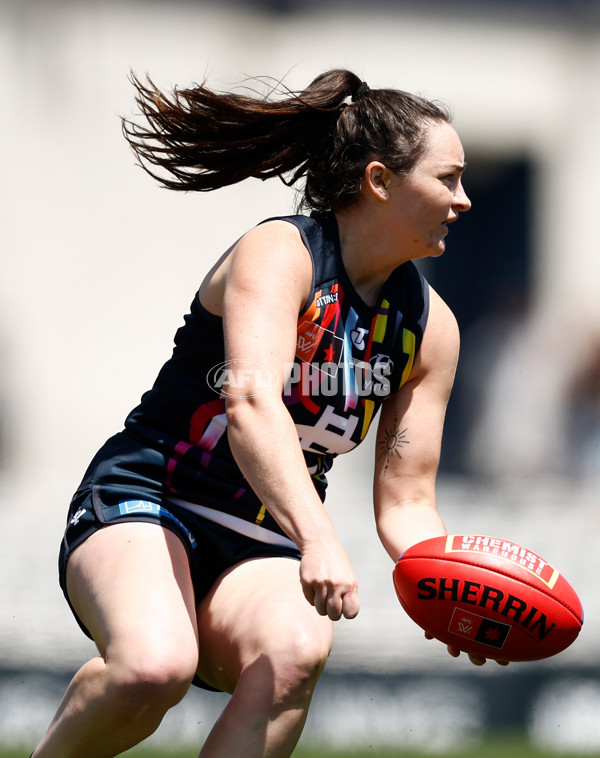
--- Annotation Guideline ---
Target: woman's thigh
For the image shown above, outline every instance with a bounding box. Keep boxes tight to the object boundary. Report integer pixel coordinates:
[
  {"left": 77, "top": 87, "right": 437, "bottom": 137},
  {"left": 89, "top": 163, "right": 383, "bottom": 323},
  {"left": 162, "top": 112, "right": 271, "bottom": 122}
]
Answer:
[
  {"left": 196, "top": 556, "right": 334, "bottom": 693},
  {"left": 66, "top": 522, "right": 199, "bottom": 670}
]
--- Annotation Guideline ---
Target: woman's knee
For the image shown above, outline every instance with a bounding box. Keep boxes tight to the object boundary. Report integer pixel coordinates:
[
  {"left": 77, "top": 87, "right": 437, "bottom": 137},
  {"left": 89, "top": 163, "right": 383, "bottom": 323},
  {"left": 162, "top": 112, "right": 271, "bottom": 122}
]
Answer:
[
  {"left": 284, "top": 621, "right": 332, "bottom": 677},
  {"left": 107, "top": 643, "right": 197, "bottom": 712},
  {"left": 197, "top": 557, "right": 334, "bottom": 697},
  {"left": 255, "top": 620, "right": 333, "bottom": 706}
]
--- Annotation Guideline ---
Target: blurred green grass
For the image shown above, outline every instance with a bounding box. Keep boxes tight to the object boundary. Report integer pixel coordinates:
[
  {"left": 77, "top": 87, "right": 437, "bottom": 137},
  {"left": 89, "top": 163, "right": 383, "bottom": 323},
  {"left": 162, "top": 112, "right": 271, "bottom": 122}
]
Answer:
[
  {"left": 127, "top": 740, "right": 589, "bottom": 758},
  {"left": 3, "top": 735, "right": 590, "bottom": 758}
]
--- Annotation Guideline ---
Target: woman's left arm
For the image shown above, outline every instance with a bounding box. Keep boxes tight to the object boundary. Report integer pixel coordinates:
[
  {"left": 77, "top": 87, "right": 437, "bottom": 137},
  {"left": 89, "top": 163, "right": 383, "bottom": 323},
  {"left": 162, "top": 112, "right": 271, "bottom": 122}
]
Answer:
[
  {"left": 374, "top": 287, "right": 510, "bottom": 668},
  {"left": 374, "top": 285, "right": 459, "bottom": 561}
]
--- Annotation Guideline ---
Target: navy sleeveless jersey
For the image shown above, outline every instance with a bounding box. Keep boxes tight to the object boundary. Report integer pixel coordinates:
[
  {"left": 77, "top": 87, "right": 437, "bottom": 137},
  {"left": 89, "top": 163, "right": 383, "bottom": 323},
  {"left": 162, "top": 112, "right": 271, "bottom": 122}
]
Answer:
[{"left": 78, "top": 213, "right": 429, "bottom": 538}]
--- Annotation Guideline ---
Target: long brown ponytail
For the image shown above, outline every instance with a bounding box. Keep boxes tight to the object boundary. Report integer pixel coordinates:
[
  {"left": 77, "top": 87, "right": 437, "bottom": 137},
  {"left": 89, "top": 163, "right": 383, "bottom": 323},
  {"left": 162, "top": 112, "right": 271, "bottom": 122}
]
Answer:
[{"left": 122, "top": 69, "right": 450, "bottom": 213}]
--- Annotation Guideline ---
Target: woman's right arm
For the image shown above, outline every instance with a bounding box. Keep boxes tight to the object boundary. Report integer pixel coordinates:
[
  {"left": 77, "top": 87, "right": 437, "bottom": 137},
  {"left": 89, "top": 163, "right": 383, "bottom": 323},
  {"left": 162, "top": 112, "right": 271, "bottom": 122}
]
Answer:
[{"left": 215, "top": 221, "right": 360, "bottom": 621}]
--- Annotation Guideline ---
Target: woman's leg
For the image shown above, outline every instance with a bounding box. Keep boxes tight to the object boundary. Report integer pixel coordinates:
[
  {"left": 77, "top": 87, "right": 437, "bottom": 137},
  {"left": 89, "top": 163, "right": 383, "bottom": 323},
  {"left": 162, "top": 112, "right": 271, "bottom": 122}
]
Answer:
[
  {"left": 33, "top": 522, "right": 200, "bottom": 758},
  {"left": 196, "top": 556, "right": 334, "bottom": 758}
]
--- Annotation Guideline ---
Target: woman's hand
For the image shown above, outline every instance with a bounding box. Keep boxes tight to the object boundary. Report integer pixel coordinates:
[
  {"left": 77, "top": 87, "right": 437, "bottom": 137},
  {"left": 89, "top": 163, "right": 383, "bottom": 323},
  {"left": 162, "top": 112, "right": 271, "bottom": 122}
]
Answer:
[
  {"left": 424, "top": 632, "right": 510, "bottom": 666},
  {"left": 299, "top": 539, "right": 360, "bottom": 621}
]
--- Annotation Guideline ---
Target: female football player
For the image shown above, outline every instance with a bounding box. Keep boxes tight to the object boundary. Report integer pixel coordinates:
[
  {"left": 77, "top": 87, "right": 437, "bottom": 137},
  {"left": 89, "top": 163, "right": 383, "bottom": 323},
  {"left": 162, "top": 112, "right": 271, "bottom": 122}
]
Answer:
[{"left": 33, "top": 68, "right": 473, "bottom": 757}]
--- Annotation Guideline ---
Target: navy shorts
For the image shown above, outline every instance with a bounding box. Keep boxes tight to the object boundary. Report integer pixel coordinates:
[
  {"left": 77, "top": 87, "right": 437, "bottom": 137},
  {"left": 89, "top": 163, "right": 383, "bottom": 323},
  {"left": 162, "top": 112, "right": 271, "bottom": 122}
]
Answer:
[{"left": 59, "top": 484, "right": 301, "bottom": 690}]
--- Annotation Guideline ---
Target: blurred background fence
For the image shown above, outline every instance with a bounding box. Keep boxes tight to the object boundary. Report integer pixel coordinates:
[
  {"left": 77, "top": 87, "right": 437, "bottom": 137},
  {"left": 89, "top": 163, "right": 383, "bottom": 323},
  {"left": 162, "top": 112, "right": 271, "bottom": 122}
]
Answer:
[{"left": 2, "top": 0, "right": 600, "bottom": 751}]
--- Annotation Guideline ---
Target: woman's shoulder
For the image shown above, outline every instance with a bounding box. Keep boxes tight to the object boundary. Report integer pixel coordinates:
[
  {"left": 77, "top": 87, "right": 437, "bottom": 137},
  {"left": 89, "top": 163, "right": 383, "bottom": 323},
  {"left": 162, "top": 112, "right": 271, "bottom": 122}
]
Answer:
[
  {"left": 255, "top": 212, "right": 330, "bottom": 249},
  {"left": 412, "top": 284, "right": 460, "bottom": 379},
  {"left": 235, "top": 215, "right": 314, "bottom": 261}
]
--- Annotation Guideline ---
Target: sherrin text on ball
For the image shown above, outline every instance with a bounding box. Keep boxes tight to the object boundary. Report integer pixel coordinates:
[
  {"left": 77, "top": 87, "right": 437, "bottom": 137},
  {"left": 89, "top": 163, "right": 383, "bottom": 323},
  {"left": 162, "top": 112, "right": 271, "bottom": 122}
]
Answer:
[{"left": 393, "top": 534, "right": 583, "bottom": 662}]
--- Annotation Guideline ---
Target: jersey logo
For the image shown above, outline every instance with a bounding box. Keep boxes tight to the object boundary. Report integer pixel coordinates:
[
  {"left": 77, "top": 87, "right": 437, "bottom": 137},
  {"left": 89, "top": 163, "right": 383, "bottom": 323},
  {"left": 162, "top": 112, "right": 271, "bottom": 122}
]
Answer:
[
  {"left": 297, "top": 331, "right": 317, "bottom": 355},
  {"left": 316, "top": 292, "right": 339, "bottom": 308},
  {"left": 296, "top": 322, "right": 343, "bottom": 376},
  {"left": 297, "top": 405, "right": 360, "bottom": 455},
  {"left": 350, "top": 327, "right": 369, "bottom": 350}
]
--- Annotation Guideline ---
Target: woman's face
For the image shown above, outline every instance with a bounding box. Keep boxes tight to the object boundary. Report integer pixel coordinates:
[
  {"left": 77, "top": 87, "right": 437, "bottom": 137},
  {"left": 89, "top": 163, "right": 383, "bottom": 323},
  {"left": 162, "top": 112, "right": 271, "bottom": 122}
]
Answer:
[{"left": 385, "top": 120, "right": 471, "bottom": 260}]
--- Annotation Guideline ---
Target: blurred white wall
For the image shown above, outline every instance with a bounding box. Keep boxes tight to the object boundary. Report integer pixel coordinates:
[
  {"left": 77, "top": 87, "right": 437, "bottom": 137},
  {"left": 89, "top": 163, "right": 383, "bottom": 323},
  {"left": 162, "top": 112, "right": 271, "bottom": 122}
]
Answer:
[
  {"left": 2, "top": 0, "right": 600, "bottom": 489},
  {"left": 1, "top": 0, "right": 600, "bottom": 674}
]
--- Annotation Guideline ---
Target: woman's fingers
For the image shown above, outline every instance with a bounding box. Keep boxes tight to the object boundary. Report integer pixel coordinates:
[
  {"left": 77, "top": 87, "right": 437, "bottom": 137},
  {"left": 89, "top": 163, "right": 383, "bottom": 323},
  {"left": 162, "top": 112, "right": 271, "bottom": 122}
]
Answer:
[
  {"left": 306, "top": 581, "right": 360, "bottom": 621},
  {"left": 424, "top": 632, "right": 510, "bottom": 667},
  {"left": 300, "top": 549, "right": 360, "bottom": 621}
]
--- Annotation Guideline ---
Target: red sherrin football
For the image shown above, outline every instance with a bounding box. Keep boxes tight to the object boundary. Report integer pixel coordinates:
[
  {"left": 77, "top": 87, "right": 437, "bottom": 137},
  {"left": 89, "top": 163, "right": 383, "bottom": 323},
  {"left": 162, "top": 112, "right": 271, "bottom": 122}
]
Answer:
[{"left": 393, "top": 534, "right": 583, "bottom": 662}]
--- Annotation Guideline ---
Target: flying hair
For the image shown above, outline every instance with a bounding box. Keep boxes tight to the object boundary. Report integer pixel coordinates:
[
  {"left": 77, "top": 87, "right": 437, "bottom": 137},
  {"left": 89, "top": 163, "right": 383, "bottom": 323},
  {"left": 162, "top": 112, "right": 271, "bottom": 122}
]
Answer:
[{"left": 122, "top": 68, "right": 451, "bottom": 213}]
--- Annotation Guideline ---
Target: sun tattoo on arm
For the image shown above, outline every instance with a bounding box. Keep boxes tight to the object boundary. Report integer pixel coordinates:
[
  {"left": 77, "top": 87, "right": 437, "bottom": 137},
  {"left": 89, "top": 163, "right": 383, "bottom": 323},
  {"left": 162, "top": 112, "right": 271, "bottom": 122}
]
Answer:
[{"left": 378, "top": 412, "right": 409, "bottom": 475}]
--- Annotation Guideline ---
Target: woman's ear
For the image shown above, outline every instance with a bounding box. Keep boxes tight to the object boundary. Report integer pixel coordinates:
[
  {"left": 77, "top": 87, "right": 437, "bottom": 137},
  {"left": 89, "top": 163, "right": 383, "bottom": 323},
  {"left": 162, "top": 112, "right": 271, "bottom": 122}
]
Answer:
[{"left": 363, "top": 161, "right": 393, "bottom": 202}]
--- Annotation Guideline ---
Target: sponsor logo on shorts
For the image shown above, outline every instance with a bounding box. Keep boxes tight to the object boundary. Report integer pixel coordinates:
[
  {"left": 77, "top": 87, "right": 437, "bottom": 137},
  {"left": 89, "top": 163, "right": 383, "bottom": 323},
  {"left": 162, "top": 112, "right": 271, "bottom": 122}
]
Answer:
[
  {"left": 70, "top": 507, "right": 87, "bottom": 526},
  {"left": 117, "top": 501, "right": 197, "bottom": 549},
  {"left": 119, "top": 500, "right": 158, "bottom": 514}
]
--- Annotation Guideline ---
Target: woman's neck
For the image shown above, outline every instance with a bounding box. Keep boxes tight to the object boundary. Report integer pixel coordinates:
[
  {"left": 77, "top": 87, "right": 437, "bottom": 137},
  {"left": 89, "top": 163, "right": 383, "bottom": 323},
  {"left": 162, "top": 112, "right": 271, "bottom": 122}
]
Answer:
[{"left": 335, "top": 209, "right": 409, "bottom": 307}]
